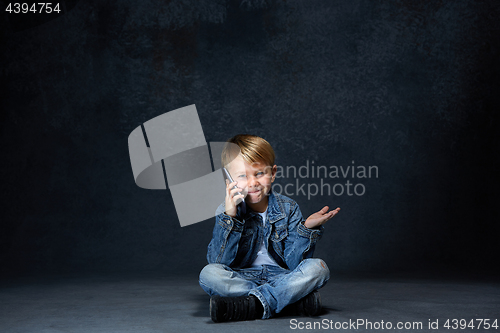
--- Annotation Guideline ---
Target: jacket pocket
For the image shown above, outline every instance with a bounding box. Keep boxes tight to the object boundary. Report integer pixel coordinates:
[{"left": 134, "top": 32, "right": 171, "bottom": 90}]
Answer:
[{"left": 271, "top": 224, "right": 288, "bottom": 242}]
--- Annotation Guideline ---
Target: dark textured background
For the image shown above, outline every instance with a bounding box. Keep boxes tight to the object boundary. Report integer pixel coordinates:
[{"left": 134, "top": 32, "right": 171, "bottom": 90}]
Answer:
[{"left": 1, "top": 0, "right": 499, "bottom": 278}]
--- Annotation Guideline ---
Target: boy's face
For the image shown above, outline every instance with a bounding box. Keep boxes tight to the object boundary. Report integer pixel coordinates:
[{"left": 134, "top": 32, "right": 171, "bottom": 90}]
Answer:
[{"left": 226, "top": 154, "right": 277, "bottom": 213}]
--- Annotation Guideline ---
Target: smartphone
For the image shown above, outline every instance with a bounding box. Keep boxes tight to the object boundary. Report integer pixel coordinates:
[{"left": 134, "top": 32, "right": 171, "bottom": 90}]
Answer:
[{"left": 222, "top": 167, "right": 246, "bottom": 215}]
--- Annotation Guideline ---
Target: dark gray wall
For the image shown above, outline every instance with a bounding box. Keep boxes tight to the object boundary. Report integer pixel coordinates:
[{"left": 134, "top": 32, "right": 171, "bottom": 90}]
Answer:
[{"left": 1, "top": 0, "right": 499, "bottom": 277}]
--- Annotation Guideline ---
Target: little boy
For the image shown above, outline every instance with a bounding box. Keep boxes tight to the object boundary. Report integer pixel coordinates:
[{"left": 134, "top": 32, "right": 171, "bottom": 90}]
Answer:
[{"left": 199, "top": 134, "right": 340, "bottom": 322}]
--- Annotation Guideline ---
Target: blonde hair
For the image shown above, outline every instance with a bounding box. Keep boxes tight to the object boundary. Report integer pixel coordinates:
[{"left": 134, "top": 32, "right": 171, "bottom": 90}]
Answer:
[{"left": 221, "top": 134, "right": 275, "bottom": 167}]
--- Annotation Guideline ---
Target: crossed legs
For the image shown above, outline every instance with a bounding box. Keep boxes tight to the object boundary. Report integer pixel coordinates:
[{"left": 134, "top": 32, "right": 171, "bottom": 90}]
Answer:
[{"left": 199, "top": 259, "right": 330, "bottom": 319}]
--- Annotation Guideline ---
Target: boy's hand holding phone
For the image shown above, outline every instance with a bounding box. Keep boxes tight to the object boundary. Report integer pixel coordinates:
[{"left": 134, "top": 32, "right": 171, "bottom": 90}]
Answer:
[{"left": 225, "top": 180, "right": 245, "bottom": 218}]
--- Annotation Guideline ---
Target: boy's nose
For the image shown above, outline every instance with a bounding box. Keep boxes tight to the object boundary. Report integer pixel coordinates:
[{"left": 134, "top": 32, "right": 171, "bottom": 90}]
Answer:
[{"left": 247, "top": 175, "right": 259, "bottom": 187}]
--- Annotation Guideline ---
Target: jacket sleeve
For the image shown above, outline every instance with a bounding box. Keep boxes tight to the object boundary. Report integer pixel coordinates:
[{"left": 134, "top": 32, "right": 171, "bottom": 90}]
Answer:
[
  {"left": 206, "top": 204, "right": 245, "bottom": 265},
  {"left": 283, "top": 202, "right": 324, "bottom": 270}
]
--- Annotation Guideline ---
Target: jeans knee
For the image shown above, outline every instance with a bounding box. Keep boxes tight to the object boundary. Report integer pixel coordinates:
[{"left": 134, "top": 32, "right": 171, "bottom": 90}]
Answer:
[
  {"left": 199, "top": 264, "right": 227, "bottom": 296},
  {"left": 199, "top": 263, "right": 225, "bottom": 284},
  {"left": 318, "top": 259, "right": 330, "bottom": 282},
  {"left": 304, "top": 258, "right": 330, "bottom": 282}
]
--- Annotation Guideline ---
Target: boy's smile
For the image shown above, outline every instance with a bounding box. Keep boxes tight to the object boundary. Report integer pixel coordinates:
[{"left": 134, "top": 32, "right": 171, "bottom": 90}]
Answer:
[{"left": 226, "top": 154, "right": 277, "bottom": 213}]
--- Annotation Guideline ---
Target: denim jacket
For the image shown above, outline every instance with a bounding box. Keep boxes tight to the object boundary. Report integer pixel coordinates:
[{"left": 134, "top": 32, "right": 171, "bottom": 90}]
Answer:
[{"left": 207, "top": 191, "right": 324, "bottom": 270}]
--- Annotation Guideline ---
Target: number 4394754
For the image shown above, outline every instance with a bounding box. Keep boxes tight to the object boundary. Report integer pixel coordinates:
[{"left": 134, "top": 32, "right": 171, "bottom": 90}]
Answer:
[
  {"left": 444, "top": 319, "right": 499, "bottom": 330},
  {"left": 6, "top": 3, "right": 61, "bottom": 14}
]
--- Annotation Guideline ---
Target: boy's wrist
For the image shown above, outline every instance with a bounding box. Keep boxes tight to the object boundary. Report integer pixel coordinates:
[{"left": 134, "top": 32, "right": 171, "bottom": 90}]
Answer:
[
  {"left": 297, "top": 221, "right": 323, "bottom": 239},
  {"left": 303, "top": 221, "right": 320, "bottom": 230},
  {"left": 219, "top": 212, "right": 245, "bottom": 231}
]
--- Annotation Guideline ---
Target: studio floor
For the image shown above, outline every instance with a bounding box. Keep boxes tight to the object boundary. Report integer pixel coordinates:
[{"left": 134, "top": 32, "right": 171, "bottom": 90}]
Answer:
[{"left": 1, "top": 272, "right": 499, "bottom": 333}]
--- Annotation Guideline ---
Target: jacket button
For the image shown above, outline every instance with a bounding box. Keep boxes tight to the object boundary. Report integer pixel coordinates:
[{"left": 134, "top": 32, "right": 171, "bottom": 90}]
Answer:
[{"left": 227, "top": 221, "right": 231, "bottom": 224}]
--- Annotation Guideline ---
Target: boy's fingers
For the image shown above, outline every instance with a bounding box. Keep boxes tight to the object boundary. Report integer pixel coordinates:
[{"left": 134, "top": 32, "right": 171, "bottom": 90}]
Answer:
[
  {"left": 321, "top": 208, "right": 340, "bottom": 223},
  {"left": 229, "top": 187, "right": 242, "bottom": 196},
  {"left": 328, "top": 207, "right": 340, "bottom": 215},
  {"left": 226, "top": 181, "right": 237, "bottom": 189},
  {"left": 232, "top": 191, "right": 244, "bottom": 198},
  {"left": 319, "top": 206, "right": 329, "bottom": 214},
  {"left": 226, "top": 182, "right": 238, "bottom": 196},
  {"left": 324, "top": 213, "right": 334, "bottom": 222},
  {"left": 327, "top": 209, "right": 340, "bottom": 218}
]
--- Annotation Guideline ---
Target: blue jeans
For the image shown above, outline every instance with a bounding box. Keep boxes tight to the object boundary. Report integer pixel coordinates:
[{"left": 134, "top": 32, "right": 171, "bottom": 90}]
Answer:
[{"left": 199, "top": 259, "right": 330, "bottom": 319}]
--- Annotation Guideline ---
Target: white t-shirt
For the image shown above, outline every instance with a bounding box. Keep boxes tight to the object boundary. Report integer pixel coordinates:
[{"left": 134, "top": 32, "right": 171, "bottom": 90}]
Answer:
[{"left": 250, "top": 210, "right": 279, "bottom": 267}]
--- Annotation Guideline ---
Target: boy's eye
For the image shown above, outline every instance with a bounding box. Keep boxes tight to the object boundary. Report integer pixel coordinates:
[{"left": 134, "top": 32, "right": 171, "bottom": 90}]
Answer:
[
  {"left": 256, "top": 172, "right": 264, "bottom": 176},
  {"left": 238, "top": 174, "right": 247, "bottom": 178}
]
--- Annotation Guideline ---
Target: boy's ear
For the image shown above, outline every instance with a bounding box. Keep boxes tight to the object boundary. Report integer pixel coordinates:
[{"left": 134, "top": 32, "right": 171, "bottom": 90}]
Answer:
[{"left": 271, "top": 165, "right": 277, "bottom": 182}]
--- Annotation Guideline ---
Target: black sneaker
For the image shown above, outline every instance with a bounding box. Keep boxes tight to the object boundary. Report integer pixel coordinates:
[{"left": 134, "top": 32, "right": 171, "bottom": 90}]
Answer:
[
  {"left": 210, "top": 295, "right": 259, "bottom": 322},
  {"left": 295, "top": 291, "right": 322, "bottom": 317}
]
